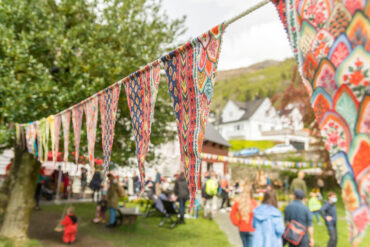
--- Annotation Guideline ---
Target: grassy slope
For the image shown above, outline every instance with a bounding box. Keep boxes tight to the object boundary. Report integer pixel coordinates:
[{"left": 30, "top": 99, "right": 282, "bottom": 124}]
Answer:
[{"left": 212, "top": 58, "right": 297, "bottom": 114}]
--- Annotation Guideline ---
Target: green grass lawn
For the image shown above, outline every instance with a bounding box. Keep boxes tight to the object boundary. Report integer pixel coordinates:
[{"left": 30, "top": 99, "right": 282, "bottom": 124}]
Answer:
[
  {"left": 39, "top": 202, "right": 231, "bottom": 247},
  {"left": 1, "top": 200, "right": 369, "bottom": 247}
]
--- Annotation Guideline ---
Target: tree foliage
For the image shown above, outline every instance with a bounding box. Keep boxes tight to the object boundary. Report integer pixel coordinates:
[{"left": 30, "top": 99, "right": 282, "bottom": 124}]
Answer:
[{"left": 0, "top": 0, "right": 185, "bottom": 165}]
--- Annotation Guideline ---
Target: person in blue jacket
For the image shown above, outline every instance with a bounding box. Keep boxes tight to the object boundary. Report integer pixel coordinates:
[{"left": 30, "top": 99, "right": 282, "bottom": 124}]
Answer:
[
  {"left": 252, "top": 189, "right": 285, "bottom": 247},
  {"left": 320, "top": 191, "right": 338, "bottom": 247}
]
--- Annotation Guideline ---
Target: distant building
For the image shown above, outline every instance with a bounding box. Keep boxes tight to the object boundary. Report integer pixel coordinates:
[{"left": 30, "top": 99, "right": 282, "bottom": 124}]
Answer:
[
  {"left": 155, "top": 122, "right": 230, "bottom": 178},
  {"left": 217, "top": 98, "right": 310, "bottom": 150}
]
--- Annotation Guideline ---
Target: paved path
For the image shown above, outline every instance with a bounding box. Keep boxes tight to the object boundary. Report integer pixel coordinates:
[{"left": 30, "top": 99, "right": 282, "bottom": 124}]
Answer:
[{"left": 214, "top": 210, "right": 243, "bottom": 247}]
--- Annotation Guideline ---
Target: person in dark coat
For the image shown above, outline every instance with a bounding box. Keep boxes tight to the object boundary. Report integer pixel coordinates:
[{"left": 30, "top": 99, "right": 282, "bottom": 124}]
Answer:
[
  {"left": 320, "top": 192, "right": 338, "bottom": 247},
  {"left": 174, "top": 172, "right": 189, "bottom": 224},
  {"left": 89, "top": 169, "right": 102, "bottom": 202}
]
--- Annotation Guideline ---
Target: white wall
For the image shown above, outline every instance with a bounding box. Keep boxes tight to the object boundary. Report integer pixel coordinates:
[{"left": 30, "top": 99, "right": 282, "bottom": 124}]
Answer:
[{"left": 221, "top": 100, "right": 245, "bottom": 123}]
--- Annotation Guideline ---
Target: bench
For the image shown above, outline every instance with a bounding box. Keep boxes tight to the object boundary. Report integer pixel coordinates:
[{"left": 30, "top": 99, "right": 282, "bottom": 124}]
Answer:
[{"left": 117, "top": 207, "right": 141, "bottom": 225}]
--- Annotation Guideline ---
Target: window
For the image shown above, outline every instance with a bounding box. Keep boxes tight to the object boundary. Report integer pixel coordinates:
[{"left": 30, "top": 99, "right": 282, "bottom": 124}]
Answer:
[{"left": 235, "top": 124, "right": 241, "bottom": 131}]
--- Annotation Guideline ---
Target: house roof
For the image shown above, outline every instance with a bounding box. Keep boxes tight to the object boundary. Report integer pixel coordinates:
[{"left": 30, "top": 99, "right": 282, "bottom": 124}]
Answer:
[
  {"left": 204, "top": 123, "right": 231, "bottom": 147},
  {"left": 230, "top": 98, "right": 266, "bottom": 121}
]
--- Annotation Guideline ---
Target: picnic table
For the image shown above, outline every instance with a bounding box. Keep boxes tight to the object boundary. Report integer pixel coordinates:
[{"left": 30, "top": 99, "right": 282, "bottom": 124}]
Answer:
[{"left": 117, "top": 207, "right": 141, "bottom": 225}]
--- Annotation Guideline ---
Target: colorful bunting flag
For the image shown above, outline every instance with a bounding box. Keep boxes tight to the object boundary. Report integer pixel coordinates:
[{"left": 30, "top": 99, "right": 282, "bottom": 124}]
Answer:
[
  {"left": 271, "top": 0, "right": 370, "bottom": 243},
  {"left": 124, "top": 63, "right": 161, "bottom": 190},
  {"left": 72, "top": 105, "right": 84, "bottom": 164},
  {"left": 52, "top": 115, "right": 61, "bottom": 166},
  {"left": 61, "top": 111, "right": 71, "bottom": 164},
  {"left": 38, "top": 118, "right": 49, "bottom": 162},
  {"left": 84, "top": 97, "right": 99, "bottom": 169},
  {"left": 25, "top": 122, "right": 37, "bottom": 155},
  {"left": 99, "top": 84, "right": 120, "bottom": 175},
  {"left": 161, "top": 23, "right": 225, "bottom": 208}
]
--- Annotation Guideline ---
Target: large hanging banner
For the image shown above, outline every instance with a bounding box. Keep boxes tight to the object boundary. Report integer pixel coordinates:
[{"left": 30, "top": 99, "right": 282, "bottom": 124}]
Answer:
[
  {"left": 61, "top": 111, "right": 71, "bottom": 165},
  {"left": 124, "top": 63, "right": 161, "bottom": 190},
  {"left": 53, "top": 115, "right": 61, "bottom": 166},
  {"left": 161, "top": 24, "right": 225, "bottom": 208},
  {"left": 84, "top": 97, "right": 99, "bottom": 169},
  {"left": 271, "top": 0, "right": 370, "bottom": 243},
  {"left": 72, "top": 105, "right": 84, "bottom": 164},
  {"left": 99, "top": 83, "right": 120, "bottom": 175}
]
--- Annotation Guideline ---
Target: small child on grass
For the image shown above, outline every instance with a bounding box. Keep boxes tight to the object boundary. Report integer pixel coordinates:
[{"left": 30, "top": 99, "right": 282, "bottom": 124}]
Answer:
[
  {"left": 308, "top": 192, "right": 322, "bottom": 225},
  {"left": 320, "top": 191, "right": 338, "bottom": 247},
  {"left": 61, "top": 206, "right": 78, "bottom": 244}
]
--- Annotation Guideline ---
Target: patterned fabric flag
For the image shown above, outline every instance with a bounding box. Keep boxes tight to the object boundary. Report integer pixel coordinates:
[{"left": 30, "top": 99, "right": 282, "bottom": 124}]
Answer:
[
  {"left": 84, "top": 97, "right": 99, "bottom": 168},
  {"left": 99, "top": 83, "right": 120, "bottom": 175},
  {"left": 53, "top": 115, "right": 61, "bottom": 166},
  {"left": 161, "top": 24, "right": 225, "bottom": 208},
  {"left": 38, "top": 118, "right": 49, "bottom": 162},
  {"left": 47, "top": 116, "right": 55, "bottom": 158},
  {"left": 271, "top": 0, "right": 370, "bottom": 243},
  {"left": 124, "top": 63, "right": 161, "bottom": 190},
  {"left": 72, "top": 105, "right": 84, "bottom": 164},
  {"left": 25, "top": 122, "right": 37, "bottom": 155},
  {"left": 61, "top": 111, "right": 71, "bottom": 164}
]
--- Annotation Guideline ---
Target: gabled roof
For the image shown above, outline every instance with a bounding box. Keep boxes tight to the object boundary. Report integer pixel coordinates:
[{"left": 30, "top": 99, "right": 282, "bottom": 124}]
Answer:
[
  {"left": 230, "top": 98, "right": 266, "bottom": 121},
  {"left": 204, "top": 123, "right": 230, "bottom": 147}
]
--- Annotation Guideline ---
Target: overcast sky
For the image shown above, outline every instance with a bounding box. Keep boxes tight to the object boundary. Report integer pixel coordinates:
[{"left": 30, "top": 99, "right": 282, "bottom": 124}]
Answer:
[{"left": 162, "top": 0, "right": 293, "bottom": 70}]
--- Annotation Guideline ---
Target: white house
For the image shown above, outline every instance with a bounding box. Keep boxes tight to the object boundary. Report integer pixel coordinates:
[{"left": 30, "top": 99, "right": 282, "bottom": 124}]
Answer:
[{"left": 217, "top": 98, "right": 310, "bottom": 150}]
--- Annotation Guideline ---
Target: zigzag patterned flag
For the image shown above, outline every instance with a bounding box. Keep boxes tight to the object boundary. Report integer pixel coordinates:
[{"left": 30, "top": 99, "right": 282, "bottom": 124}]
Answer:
[
  {"left": 161, "top": 24, "right": 225, "bottom": 209},
  {"left": 25, "top": 122, "right": 37, "bottom": 155},
  {"left": 271, "top": 0, "right": 370, "bottom": 243},
  {"left": 124, "top": 63, "right": 161, "bottom": 190},
  {"left": 39, "top": 118, "right": 49, "bottom": 162},
  {"left": 72, "top": 105, "right": 84, "bottom": 164},
  {"left": 84, "top": 97, "right": 99, "bottom": 169},
  {"left": 36, "top": 121, "right": 43, "bottom": 161},
  {"left": 53, "top": 115, "right": 61, "bottom": 166},
  {"left": 99, "top": 83, "right": 120, "bottom": 175},
  {"left": 47, "top": 116, "right": 56, "bottom": 162},
  {"left": 61, "top": 111, "right": 71, "bottom": 165}
]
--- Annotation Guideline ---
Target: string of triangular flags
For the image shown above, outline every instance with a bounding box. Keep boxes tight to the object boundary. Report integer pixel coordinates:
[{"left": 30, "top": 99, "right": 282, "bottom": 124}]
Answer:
[
  {"left": 200, "top": 153, "right": 326, "bottom": 169},
  {"left": 16, "top": 1, "right": 369, "bottom": 242}
]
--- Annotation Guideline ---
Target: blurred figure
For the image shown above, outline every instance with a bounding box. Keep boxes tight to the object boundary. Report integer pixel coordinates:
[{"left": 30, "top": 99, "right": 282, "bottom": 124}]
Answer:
[
  {"left": 230, "top": 181, "right": 257, "bottom": 247},
  {"left": 80, "top": 167, "right": 87, "bottom": 199},
  {"left": 155, "top": 168, "right": 162, "bottom": 195},
  {"left": 283, "top": 176, "right": 290, "bottom": 200},
  {"left": 35, "top": 166, "right": 46, "bottom": 210},
  {"left": 290, "top": 171, "right": 307, "bottom": 196},
  {"left": 174, "top": 172, "right": 189, "bottom": 224},
  {"left": 320, "top": 192, "right": 338, "bottom": 247},
  {"left": 220, "top": 176, "right": 230, "bottom": 210},
  {"left": 308, "top": 192, "right": 322, "bottom": 225},
  {"left": 63, "top": 172, "right": 70, "bottom": 199},
  {"left": 252, "top": 190, "right": 284, "bottom": 247},
  {"left": 317, "top": 177, "right": 325, "bottom": 196},
  {"left": 92, "top": 194, "right": 108, "bottom": 224},
  {"left": 284, "top": 189, "right": 314, "bottom": 247},
  {"left": 204, "top": 172, "right": 218, "bottom": 220},
  {"left": 132, "top": 171, "right": 139, "bottom": 195},
  {"left": 106, "top": 174, "right": 120, "bottom": 228},
  {"left": 61, "top": 206, "right": 78, "bottom": 244},
  {"left": 89, "top": 168, "right": 102, "bottom": 202}
]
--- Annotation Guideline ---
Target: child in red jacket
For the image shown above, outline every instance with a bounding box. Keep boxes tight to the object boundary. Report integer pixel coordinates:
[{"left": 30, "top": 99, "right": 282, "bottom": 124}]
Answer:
[{"left": 61, "top": 206, "right": 78, "bottom": 244}]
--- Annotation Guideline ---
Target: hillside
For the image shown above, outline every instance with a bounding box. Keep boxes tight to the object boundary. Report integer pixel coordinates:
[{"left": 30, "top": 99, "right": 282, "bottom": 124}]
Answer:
[{"left": 212, "top": 58, "right": 297, "bottom": 114}]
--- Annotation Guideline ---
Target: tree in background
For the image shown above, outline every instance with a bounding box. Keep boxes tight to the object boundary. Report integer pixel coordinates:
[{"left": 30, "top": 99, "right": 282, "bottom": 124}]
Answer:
[{"left": 0, "top": 0, "right": 184, "bottom": 240}]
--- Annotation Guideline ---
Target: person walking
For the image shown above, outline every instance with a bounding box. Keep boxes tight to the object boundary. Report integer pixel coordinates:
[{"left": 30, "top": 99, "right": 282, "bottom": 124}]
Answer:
[
  {"left": 320, "top": 192, "right": 338, "bottom": 247},
  {"left": 35, "top": 167, "right": 46, "bottom": 210},
  {"left": 252, "top": 190, "right": 285, "bottom": 247},
  {"left": 220, "top": 176, "right": 230, "bottom": 210},
  {"left": 89, "top": 169, "right": 102, "bottom": 202},
  {"left": 290, "top": 171, "right": 307, "bottom": 196},
  {"left": 174, "top": 172, "right": 189, "bottom": 224},
  {"left": 204, "top": 172, "right": 218, "bottom": 220},
  {"left": 308, "top": 192, "right": 322, "bottom": 225},
  {"left": 106, "top": 174, "right": 120, "bottom": 227},
  {"left": 230, "top": 181, "right": 257, "bottom": 247},
  {"left": 155, "top": 168, "right": 162, "bottom": 195},
  {"left": 284, "top": 189, "right": 314, "bottom": 247},
  {"left": 80, "top": 167, "right": 87, "bottom": 199}
]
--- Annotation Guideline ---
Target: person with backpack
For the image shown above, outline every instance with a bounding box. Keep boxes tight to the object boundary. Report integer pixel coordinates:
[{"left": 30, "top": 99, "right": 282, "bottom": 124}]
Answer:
[
  {"left": 106, "top": 173, "right": 125, "bottom": 227},
  {"left": 252, "top": 189, "right": 285, "bottom": 247},
  {"left": 204, "top": 172, "right": 218, "bottom": 220},
  {"left": 230, "top": 181, "right": 257, "bottom": 247},
  {"left": 174, "top": 172, "right": 189, "bottom": 224},
  {"left": 61, "top": 206, "right": 78, "bottom": 244},
  {"left": 283, "top": 189, "right": 314, "bottom": 247}
]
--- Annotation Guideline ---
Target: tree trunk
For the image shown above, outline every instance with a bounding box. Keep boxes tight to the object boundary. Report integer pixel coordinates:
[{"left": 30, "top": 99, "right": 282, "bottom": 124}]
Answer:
[{"left": 0, "top": 137, "right": 40, "bottom": 240}]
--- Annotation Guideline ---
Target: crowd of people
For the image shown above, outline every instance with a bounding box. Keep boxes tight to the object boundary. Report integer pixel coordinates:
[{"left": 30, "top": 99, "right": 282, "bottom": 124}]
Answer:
[
  {"left": 30, "top": 164, "right": 338, "bottom": 247},
  {"left": 230, "top": 171, "right": 338, "bottom": 247}
]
